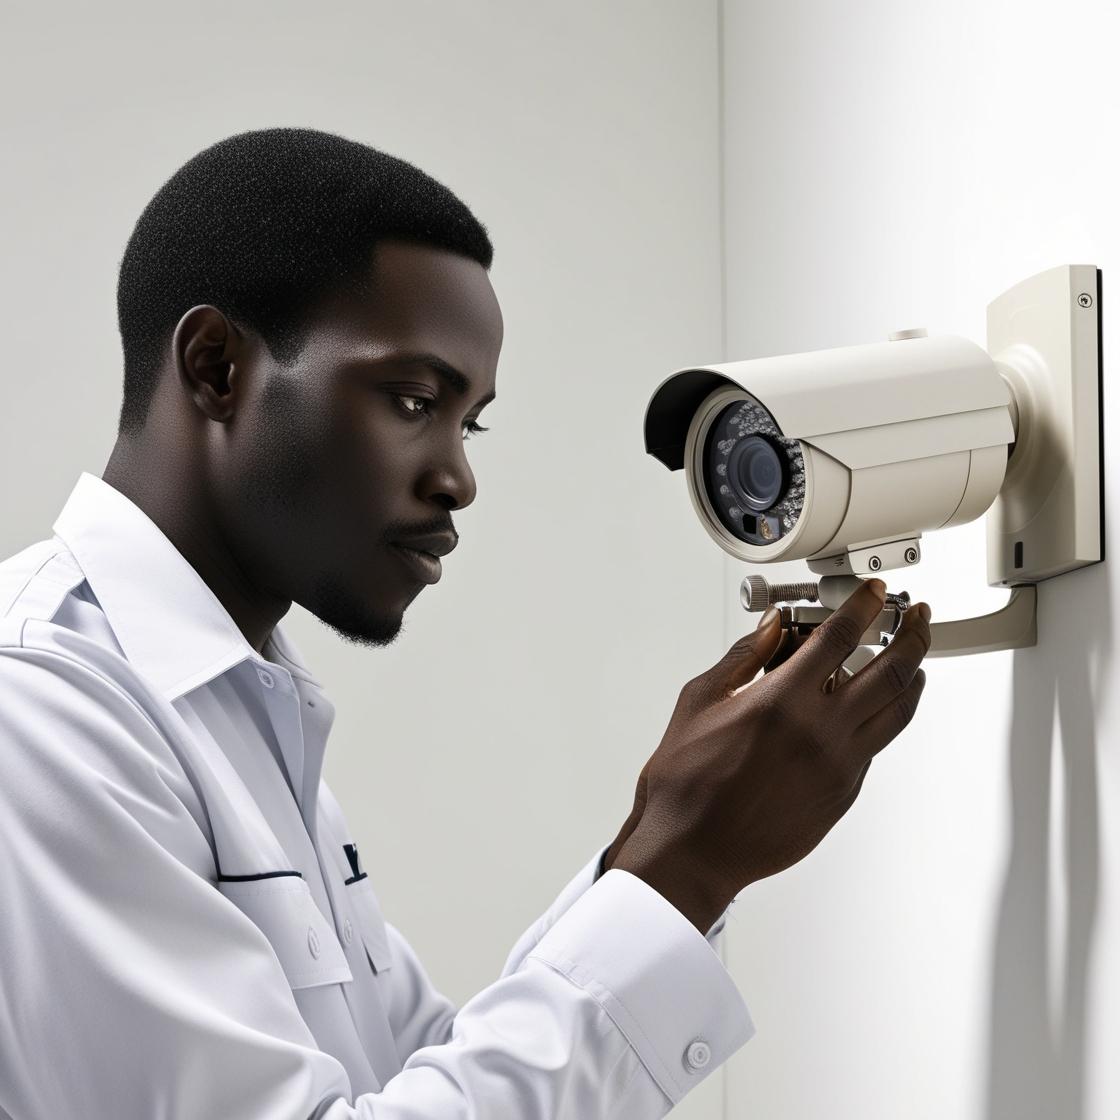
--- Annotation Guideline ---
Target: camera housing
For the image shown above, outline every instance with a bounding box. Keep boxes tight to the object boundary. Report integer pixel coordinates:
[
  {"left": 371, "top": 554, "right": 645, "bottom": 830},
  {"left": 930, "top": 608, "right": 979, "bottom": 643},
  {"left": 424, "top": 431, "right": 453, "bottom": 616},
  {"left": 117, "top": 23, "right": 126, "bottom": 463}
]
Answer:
[
  {"left": 645, "top": 264, "right": 1103, "bottom": 587},
  {"left": 647, "top": 333, "right": 1014, "bottom": 575},
  {"left": 643, "top": 264, "right": 1104, "bottom": 657}
]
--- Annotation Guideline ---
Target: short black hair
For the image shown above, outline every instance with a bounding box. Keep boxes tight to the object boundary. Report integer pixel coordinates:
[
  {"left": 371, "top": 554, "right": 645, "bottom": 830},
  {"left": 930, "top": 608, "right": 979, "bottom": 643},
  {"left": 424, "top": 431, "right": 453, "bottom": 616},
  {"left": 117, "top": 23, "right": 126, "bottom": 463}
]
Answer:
[{"left": 115, "top": 126, "right": 493, "bottom": 438}]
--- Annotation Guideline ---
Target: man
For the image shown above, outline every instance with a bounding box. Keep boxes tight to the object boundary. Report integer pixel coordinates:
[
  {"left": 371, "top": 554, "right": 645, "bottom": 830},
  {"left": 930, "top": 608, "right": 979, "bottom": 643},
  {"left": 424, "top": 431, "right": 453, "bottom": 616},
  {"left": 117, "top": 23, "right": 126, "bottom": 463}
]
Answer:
[{"left": 0, "top": 127, "right": 931, "bottom": 1118}]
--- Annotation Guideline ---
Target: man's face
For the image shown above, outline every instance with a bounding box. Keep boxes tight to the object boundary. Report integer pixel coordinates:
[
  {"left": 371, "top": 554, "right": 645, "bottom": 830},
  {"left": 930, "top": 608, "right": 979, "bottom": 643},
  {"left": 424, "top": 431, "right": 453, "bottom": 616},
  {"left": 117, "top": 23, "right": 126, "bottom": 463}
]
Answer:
[{"left": 212, "top": 240, "right": 503, "bottom": 649}]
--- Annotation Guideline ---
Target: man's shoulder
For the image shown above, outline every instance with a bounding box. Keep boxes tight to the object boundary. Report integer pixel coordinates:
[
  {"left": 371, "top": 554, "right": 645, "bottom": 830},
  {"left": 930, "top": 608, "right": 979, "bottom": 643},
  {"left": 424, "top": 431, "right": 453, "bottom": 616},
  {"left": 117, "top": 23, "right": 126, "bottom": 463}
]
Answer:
[
  {"left": 0, "top": 619, "right": 135, "bottom": 694},
  {"left": 0, "top": 535, "right": 138, "bottom": 692},
  {"left": 0, "top": 535, "right": 86, "bottom": 646},
  {"left": 0, "top": 559, "right": 160, "bottom": 750},
  {"left": 0, "top": 606, "right": 197, "bottom": 813}
]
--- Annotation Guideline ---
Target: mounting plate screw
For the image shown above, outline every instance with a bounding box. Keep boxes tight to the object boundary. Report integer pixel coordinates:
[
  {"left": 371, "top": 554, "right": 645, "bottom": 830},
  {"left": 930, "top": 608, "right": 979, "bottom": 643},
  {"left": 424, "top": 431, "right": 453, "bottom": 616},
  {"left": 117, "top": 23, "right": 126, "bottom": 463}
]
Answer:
[
  {"left": 904, "top": 547, "right": 918, "bottom": 563},
  {"left": 1078, "top": 292, "right": 1094, "bottom": 308},
  {"left": 868, "top": 555, "right": 882, "bottom": 571}
]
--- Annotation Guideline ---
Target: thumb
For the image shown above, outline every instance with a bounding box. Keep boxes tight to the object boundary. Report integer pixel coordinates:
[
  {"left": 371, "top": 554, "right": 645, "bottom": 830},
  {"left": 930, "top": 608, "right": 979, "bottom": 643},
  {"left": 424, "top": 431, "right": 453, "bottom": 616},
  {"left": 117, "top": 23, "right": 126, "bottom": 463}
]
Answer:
[{"left": 709, "top": 606, "right": 784, "bottom": 699}]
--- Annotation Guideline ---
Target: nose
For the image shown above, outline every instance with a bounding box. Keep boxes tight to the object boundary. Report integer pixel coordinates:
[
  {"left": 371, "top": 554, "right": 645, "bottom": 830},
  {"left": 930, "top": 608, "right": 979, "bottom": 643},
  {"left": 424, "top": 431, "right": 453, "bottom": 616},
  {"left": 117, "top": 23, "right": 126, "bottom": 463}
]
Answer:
[{"left": 418, "top": 442, "right": 477, "bottom": 511}]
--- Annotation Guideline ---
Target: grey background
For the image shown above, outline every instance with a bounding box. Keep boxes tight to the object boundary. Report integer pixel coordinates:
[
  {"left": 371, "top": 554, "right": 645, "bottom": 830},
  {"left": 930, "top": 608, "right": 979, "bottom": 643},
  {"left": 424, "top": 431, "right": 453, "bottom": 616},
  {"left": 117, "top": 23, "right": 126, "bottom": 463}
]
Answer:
[
  {"left": 7, "top": 3, "right": 1116, "bottom": 1118},
  {"left": 1, "top": 3, "right": 728, "bottom": 1118}
]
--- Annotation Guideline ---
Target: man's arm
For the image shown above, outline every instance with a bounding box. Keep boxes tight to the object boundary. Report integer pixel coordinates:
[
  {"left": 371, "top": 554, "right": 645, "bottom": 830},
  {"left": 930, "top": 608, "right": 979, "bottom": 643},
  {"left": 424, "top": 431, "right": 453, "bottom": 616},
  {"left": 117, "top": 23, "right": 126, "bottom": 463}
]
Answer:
[
  {"left": 1, "top": 646, "right": 753, "bottom": 1119},
  {"left": 375, "top": 837, "right": 735, "bottom": 1065}
]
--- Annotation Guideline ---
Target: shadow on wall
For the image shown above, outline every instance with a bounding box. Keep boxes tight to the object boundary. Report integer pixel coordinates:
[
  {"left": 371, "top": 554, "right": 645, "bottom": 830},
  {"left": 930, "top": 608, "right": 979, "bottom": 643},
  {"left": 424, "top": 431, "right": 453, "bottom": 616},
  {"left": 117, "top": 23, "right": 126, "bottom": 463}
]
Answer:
[{"left": 984, "top": 556, "right": 1111, "bottom": 1120}]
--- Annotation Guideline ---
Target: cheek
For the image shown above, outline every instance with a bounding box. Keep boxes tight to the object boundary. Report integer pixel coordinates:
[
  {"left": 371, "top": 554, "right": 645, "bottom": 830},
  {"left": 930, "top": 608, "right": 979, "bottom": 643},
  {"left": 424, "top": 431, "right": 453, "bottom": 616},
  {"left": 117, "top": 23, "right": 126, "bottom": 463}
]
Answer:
[
  {"left": 230, "top": 395, "right": 334, "bottom": 518},
  {"left": 338, "top": 408, "right": 421, "bottom": 491}
]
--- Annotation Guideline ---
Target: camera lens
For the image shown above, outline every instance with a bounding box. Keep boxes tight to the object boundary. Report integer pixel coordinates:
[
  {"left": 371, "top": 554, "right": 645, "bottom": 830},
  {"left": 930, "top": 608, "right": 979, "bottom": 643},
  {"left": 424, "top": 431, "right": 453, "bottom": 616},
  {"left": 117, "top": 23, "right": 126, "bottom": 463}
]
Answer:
[
  {"left": 700, "top": 397, "right": 804, "bottom": 547},
  {"left": 728, "top": 435, "right": 786, "bottom": 511}
]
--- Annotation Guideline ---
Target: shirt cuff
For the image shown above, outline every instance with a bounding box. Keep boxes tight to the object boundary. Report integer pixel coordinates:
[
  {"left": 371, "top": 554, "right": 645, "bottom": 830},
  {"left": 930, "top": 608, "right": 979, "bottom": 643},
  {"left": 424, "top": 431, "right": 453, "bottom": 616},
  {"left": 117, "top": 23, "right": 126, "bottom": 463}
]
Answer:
[
  {"left": 595, "top": 843, "right": 734, "bottom": 942},
  {"left": 525, "top": 867, "right": 755, "bottom": 1108}
]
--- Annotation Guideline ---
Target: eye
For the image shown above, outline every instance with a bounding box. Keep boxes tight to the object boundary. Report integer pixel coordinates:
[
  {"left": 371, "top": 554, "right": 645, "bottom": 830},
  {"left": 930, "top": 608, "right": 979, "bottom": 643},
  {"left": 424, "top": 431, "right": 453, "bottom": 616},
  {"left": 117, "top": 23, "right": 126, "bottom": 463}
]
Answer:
[
  {"left": 394, "top": 394, "right": 430, "bottom": 417},
  {"left": 393, "top": 394, "right": 491, "bottom": 441}
]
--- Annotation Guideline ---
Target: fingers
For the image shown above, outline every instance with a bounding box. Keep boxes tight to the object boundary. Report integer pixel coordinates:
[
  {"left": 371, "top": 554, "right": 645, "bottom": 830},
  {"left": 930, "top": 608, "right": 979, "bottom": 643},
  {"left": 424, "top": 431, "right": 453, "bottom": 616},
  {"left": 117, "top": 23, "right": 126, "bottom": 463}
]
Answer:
[
  {"left": 707, "top": 607, "right": 784, "bottom": 702},
  {"left": 760, "top": 625, "right": 800, "bottom": 676},
  {"left": 853, "top": 665, "right": 927, "bottom": 757},
  {"left": 791, "top": 578, "right": 889, "bottom": 687},
  {"left": 836, "top": 604, "right": 932, "bottom": 726}
]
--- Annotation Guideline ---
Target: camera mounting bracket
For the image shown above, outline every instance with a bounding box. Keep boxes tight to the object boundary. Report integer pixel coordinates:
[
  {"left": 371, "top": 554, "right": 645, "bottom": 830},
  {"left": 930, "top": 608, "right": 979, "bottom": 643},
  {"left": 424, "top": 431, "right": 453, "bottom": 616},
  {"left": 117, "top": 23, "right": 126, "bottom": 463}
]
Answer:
[
  {"left": 806, "top": 535, "right": 922, "bottom": 577},
  {"left": 743, "top": 572, "right": 1038, "bottom": 659},
  {"left": 758, "top": 263, "right": 1103, "bottom": 658},
  {"left": 986, "top": 263, "right": 1104, "bottom": 586}
]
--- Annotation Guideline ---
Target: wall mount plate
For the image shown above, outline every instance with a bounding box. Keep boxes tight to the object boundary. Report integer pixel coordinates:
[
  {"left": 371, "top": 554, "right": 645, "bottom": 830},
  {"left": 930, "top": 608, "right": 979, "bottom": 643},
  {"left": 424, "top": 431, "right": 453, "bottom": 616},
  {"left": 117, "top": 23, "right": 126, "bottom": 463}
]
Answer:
[{"left": 986, "top": 263, "right": 1104, "bottom": 586}]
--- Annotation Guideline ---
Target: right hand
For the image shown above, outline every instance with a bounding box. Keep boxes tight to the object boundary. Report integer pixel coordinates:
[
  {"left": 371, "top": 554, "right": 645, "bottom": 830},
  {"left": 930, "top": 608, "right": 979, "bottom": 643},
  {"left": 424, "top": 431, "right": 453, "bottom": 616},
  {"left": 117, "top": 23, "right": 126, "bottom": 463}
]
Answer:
[{"left": 613, "top": 578, "right": 932, "bottom": 933}]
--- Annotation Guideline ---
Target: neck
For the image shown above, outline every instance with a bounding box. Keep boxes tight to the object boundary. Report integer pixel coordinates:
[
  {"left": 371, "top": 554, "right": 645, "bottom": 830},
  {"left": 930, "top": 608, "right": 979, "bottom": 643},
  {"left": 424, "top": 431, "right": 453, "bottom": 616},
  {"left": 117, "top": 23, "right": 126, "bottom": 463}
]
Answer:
[{"left": 102, "top": 435, "right": 286, "bottom": 656}]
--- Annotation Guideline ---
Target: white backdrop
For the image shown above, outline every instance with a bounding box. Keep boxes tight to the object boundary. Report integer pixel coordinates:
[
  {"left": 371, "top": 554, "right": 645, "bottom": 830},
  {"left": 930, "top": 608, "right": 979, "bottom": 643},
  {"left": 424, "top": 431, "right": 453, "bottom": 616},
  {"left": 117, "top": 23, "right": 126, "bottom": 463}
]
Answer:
[
  {"left": 720, "top": 2, "right": 1118, "bottom": 1118},
  {"left": 10, "top": 4, "right": 1108, "bottom": 1117}
]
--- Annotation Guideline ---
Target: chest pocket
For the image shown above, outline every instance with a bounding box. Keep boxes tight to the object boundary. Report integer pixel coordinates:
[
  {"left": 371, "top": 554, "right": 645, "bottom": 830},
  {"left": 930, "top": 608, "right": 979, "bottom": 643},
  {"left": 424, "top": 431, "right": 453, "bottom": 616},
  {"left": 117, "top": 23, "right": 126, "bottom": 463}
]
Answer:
[
  {"left": 343, "top": 857, "right": 394, "bottom": 976},
  {"left": 218, "top": 872, "right": 354, "bottom": 990},
  {"left": 319, "top": 784, "right": 395, "bottom": 978}
]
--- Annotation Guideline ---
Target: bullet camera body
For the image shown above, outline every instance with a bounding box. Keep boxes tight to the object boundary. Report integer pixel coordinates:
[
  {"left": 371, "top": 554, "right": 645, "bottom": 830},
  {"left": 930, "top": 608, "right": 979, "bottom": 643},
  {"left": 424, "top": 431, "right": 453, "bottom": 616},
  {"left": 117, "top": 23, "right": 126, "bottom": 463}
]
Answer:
[
  {"left": 646, "top": 334, "right": 1015, "bottom": 574},
  {"left": 643, "top": 264, "right": 1104, "bottom": 657}
]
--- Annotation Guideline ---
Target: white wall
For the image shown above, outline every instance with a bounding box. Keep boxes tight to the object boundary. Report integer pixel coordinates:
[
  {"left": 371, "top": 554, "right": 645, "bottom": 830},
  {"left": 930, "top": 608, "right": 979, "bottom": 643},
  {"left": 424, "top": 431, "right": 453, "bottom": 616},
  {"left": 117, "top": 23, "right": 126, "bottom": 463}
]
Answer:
[
  {"left": 15, "top": 5, "right": 1108, "bottom": 1117},
  {"left": 0, "top": 3, "right": 731, "bottom": 1116},
  {"left": 719, "top": 2, "right": 1118, "bottom": 1117}
]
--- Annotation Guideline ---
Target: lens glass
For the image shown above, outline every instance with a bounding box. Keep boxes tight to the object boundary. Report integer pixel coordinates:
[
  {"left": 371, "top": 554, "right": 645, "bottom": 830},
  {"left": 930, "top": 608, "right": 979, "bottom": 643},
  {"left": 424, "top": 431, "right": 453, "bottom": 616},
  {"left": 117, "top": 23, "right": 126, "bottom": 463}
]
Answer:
[
  {"left": 701, "top": 397, "right": 805, "bottom": 545},
  {"left": 729, "top": 435, "right": 785, "bottom": 510}
]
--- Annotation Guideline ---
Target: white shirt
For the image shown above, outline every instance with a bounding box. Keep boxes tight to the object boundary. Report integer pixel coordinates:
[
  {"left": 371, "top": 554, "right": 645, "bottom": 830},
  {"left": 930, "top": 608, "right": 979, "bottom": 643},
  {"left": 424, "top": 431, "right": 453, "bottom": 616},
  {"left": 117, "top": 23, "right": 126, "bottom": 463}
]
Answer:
[{"left": 0, "top": 471, "right": 754, "bottom": 1119}]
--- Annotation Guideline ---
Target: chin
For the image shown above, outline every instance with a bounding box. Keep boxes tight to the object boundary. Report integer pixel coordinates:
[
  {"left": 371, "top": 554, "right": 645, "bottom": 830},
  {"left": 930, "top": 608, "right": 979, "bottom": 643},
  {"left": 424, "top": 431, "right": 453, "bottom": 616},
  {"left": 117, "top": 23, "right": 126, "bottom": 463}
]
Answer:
[{"left": 306, "top": 575, "right": 410, "bottom": 649}]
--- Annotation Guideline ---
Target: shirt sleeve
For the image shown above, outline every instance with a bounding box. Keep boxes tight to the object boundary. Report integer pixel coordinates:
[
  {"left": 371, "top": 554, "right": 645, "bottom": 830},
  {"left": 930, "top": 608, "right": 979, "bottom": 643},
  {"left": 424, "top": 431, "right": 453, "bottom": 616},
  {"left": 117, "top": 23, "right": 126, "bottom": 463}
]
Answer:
[
  {"left": 0, "top": 646, "right": 753, "bottom": 1120},
  {"left": 379, "top": 840, "right": 738, "bottom": 1065}
]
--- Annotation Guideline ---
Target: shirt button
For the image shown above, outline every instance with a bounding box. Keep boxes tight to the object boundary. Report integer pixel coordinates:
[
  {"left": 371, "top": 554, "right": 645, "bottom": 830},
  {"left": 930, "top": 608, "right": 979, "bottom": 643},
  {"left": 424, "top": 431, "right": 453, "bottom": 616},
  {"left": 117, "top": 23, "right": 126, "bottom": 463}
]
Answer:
[
  {"left": 343, "top": 919, "right": 354, "bottom": 944},
  {"left": 684, "top": 1040, "right": 711, "bottom": 1071},
  {"left": 257, "top": 667, "right": 274, "bottom": 688},
  {"left": 307, "top": 926, "right": 321, "bottom": 959}
]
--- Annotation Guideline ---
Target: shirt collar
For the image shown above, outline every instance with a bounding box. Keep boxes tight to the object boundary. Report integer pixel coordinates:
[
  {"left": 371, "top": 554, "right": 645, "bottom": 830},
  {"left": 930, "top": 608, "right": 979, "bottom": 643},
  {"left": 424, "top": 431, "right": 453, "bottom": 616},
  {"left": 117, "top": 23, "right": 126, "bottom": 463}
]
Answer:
[{"left": 52, "top": 471, "right": 323, "bottom": 702}]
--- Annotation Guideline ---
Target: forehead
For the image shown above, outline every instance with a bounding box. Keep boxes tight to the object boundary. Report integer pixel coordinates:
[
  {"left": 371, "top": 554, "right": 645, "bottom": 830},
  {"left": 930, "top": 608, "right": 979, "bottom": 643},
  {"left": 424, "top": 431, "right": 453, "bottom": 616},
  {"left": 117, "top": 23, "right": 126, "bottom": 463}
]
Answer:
[{"left": 304, "top": 240, "right": 503, "bottom": 387}]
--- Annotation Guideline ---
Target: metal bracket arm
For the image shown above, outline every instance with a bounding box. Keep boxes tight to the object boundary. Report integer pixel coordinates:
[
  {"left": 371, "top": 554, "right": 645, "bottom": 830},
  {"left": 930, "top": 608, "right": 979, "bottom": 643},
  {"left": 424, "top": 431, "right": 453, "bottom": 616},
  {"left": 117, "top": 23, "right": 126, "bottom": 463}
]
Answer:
[{"left": 781, "top": 586, "right": 1037, "bottom": 657}]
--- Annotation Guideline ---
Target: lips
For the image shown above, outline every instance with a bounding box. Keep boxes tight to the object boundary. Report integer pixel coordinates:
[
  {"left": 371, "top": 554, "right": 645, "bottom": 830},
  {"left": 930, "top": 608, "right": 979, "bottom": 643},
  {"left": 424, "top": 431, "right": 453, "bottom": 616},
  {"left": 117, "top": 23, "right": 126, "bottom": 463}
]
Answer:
[
  {"left": 393, "top": 532, "right": 457, "bottom": 558},
  {"left": 391, "top": 543, "right": 443, "bottom": 584}
]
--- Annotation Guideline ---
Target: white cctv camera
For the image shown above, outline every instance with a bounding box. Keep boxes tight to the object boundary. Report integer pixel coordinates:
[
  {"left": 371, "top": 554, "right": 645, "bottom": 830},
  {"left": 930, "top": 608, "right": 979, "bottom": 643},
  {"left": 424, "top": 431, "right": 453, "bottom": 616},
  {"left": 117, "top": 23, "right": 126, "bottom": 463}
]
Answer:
[{"left": 645, "top": 264, "right": 1104, "bottom": 658}]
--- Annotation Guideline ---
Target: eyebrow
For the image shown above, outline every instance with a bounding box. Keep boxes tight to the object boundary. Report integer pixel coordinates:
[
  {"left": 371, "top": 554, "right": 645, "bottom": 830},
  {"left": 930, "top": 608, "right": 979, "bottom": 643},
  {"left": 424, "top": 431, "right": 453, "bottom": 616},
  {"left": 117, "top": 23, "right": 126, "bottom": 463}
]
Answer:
[{"left": 373, "top": 352, "right": 496, "bottom": 409}]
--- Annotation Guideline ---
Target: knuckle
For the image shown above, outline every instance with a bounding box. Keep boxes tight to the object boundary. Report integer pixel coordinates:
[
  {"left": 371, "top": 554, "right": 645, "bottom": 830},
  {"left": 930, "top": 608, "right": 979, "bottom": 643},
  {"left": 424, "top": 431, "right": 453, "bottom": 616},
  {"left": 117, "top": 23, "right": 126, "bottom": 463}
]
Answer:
[
  {"left": 884, "top": 655, "right": 910, "bottom": 696},
  {"left": 892, "top": 688, "right": 919, "bottom": 728},
  {"left": 748, "top": 684, "right": 780, "bottom": 720},
  {"left": 819, "top": 613, "right": 863, "bottom": 656},
  {"left": 680, "top": 675, "right": 700, "bottom": 696},
  {"left": 907, "top": 608, "right": 933, "bottom": 646},
  {"left": 682, "top": 674, "right": 716, "bottom": 709},
  {"left": 678, "top": 677, "right": 702, "bottom": 705},
  {"left": 794, "top": 714, "right": 849, "bottom": 785}
]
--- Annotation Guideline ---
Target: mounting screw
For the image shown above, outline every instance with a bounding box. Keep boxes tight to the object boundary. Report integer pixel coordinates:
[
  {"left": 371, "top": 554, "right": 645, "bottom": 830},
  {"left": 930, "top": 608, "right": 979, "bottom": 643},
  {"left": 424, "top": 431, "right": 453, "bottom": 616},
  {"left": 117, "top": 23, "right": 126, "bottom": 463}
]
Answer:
[
  {"left": 1078, "top": 292, "right": 1094, "bottom": 308},
  {"left": 868, "top": 555, "right": 882, "bottom": 571},
  {"left": 904, "top": 547, "right": 918, "bottom": 563},
  {"left": 740, "top": 574, "right": 820, "bottom": 611}
]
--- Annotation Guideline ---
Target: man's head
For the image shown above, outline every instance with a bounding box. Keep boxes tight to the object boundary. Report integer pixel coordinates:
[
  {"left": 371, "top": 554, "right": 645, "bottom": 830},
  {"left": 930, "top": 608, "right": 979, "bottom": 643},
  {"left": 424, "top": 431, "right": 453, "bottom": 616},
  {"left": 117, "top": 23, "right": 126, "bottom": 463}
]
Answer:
[{"left": 113, "top": 127, "right": 503, "bottom": 651}]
